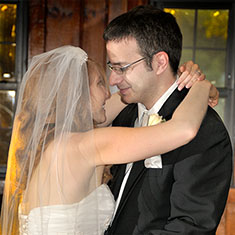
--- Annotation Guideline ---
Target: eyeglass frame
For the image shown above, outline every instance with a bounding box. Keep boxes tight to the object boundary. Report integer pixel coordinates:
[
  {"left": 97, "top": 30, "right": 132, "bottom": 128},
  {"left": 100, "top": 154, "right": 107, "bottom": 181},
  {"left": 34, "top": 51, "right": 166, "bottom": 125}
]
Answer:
[
  {"left": 107, "top": 57, "right": 146, "bottom": 75},
  {"left": 107, "top": 50, "right": 163, "bottom": 75}
]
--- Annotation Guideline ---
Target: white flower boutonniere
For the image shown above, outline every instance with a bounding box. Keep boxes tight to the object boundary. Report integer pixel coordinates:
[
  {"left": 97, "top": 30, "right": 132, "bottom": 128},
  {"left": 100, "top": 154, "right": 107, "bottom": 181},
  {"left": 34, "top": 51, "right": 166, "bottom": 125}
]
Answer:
[{"left": 148, "top": 114, "right": 165, "bottom": 126}]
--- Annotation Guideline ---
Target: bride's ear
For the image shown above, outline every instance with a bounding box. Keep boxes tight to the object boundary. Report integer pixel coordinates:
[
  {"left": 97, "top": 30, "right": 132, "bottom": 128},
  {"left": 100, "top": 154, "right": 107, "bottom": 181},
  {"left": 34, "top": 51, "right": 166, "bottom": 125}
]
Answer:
[{"left": 152, "top": 51, "right": 169, "bottom": 75}]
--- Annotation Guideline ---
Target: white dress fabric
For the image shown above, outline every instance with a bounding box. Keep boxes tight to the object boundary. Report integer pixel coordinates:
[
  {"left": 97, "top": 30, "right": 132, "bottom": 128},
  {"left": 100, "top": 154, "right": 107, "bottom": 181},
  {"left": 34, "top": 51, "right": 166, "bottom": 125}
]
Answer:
[{"left": 18, "top": 184, "right": 115, "bottom": 235}]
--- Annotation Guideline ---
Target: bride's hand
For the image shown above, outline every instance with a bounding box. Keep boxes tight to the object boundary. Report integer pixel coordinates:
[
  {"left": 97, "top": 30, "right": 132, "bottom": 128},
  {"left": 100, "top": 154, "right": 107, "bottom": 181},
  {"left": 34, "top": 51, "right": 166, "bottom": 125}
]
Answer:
[
  {"left": 177, "top": 61, "right": 205, "bottom": 91},
  {"left": 208, "top": 83, "right": 219, "bottom": 108},
  {"left": 177, "top": 61, "right": 219, "bottom": 107}
]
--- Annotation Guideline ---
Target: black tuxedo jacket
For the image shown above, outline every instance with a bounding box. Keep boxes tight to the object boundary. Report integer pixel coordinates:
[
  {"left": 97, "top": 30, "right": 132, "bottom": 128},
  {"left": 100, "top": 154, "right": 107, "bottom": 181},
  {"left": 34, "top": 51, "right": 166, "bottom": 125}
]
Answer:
[{"left": 105, "top": 88, "right": 233, "bottom": 235}]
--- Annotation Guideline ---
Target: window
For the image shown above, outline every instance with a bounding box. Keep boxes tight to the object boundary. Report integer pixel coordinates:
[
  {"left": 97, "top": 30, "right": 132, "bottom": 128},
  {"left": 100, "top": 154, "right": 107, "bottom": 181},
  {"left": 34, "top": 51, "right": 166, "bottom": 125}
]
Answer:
[
  {"left": 0, "top": 0, "right": 27, "bottom": 181},
  {"left": 164, "top": 8, "right": 229, "bottom": 120},
  {"left": 151, "top": 0, "right": 235, "bottom": 186}
]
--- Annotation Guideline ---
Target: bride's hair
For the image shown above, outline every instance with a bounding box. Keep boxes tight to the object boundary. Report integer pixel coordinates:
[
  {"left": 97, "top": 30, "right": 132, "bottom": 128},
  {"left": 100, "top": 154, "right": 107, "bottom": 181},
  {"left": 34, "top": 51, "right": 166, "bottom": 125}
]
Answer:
[
  {"left": 86, "top": 59, "right": 113, "bottom": 183},
  {"left": 87, "top": 58, "right": 110, "bottom": 127},
  {"left": 87, "top": 58, "right": 107, "bottom": 85}
]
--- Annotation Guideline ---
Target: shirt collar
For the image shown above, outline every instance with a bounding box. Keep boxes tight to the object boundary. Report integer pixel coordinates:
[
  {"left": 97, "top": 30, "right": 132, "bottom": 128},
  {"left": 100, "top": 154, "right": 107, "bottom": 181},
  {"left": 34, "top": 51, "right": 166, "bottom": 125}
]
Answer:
[{"left": 137, "top": 80, "right": 178, "bottom": 124}]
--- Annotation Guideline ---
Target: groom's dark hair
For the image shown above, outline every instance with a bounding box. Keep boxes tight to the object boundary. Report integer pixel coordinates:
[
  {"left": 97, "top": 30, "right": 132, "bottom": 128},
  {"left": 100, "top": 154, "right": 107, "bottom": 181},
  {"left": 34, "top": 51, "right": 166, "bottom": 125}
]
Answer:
[{"left": 103, "top": 5, "right": 182, "bottom": 75}]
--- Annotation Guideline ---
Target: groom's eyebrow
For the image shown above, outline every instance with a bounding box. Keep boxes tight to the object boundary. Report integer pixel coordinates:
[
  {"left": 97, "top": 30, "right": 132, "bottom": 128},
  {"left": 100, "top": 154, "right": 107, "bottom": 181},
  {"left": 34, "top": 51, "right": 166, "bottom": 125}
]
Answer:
[{"left": 107, "top": 60, "right": 127, "bottom": 66}]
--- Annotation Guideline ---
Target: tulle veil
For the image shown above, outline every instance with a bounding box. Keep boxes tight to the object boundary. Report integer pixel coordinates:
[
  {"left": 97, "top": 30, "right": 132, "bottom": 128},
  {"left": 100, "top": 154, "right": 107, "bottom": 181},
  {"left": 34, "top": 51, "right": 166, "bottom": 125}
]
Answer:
[{"left": 0, "top": 46, "right": 102, "bottom": 234}]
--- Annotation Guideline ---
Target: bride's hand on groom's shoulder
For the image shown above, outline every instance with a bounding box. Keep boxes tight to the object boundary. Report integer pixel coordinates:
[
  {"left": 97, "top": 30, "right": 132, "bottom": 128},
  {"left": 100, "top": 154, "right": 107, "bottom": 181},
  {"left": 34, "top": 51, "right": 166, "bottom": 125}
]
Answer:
[
  {"left": 177, "top": 61, "right": 205, "bottom": 91},
  {"left": 208, "top": 83, "right": 219, "bottom": 108},
  {"left": 177, "top": 61, "right": 219, "bottom": 107}
]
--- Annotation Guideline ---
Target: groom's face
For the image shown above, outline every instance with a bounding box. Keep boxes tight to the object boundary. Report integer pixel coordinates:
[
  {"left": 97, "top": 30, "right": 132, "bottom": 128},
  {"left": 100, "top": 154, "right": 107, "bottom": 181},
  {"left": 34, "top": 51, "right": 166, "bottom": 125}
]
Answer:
[{"left": 106, "top": 37, "right": 156, "bottom": 107}]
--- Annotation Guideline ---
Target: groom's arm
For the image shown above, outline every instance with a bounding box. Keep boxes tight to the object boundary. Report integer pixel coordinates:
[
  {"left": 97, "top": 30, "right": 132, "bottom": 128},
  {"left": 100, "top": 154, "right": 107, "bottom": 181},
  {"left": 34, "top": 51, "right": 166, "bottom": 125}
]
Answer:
[{"left": 149, "top": 108, "right": 232, "bottom": 235}]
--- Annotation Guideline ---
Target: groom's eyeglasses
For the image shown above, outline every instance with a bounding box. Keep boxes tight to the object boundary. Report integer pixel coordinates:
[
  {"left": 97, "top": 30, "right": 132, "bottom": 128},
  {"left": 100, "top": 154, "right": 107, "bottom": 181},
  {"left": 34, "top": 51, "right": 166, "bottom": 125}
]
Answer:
[{"left": 107, "top": 57, "right": 146, "bottom": 75}]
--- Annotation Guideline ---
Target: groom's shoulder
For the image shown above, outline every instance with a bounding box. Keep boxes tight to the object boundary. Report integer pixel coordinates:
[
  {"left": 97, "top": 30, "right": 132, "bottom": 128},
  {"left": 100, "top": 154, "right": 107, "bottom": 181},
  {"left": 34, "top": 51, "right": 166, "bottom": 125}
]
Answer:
[
  {"left": 112, "top": 103, "right": 138, "bottom": 127},
  {"left": 203, "top": 106, "right": 227, "bottom": 130},
  {"left": 190, "top": 106, "right": 231, "bottom": 149}
]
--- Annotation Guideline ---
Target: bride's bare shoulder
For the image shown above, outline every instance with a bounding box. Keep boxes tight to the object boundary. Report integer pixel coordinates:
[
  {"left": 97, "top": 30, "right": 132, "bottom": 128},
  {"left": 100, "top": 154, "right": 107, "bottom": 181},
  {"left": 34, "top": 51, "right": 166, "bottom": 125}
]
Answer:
[
  {"left": 45, "top": 132, "right": 96, "bottom": 165},
  {"left": 45, "top": 132, "right": 84, "bottom": 154}
]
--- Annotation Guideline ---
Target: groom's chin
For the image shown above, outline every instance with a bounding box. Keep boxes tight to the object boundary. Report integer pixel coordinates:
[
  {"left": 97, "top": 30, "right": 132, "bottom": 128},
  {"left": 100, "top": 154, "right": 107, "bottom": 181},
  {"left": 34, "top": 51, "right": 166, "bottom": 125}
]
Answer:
[{"left": 120, "top": 96, "right": 130, "bottom": 105}]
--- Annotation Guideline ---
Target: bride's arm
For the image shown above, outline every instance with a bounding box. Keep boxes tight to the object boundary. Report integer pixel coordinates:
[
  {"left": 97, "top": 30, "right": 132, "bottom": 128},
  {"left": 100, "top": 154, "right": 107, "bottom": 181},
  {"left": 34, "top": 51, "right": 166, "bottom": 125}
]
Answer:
[{"left": 92, "top": 80, "right": 211, "bottom": 165}]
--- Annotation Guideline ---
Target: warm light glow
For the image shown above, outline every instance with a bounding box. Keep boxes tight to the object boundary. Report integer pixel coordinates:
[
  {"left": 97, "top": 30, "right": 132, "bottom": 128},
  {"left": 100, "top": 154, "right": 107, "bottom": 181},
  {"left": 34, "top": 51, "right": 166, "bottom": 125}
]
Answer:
[
  {"left": 1, "top": 5, "right": 8, "bottom": 11},
  {"left": 3, "top": 73, "right": 11, "bottom": 78},
  {"left": 213, "top": 11, "right": 220, "bottom": 17},
  {"left": 8, "top": 91, "right": 15, "bottom": 98},
  {"left": 9, "top": 52, "right": 13, "bottom": 57},
  {"left": 164, "top": 8, "right": 170, "bottom": 13},
  {"left": 11, "top": 24, "right": 16, "bottom": 37},
  {"left": 164, "top": 8, "right": 175, "bottom": 15}
]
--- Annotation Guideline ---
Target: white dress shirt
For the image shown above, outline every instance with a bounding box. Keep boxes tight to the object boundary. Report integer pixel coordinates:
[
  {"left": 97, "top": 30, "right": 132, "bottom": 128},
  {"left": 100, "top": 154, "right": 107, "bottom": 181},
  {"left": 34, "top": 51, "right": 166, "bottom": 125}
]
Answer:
[{"left": 111, "top": 81, "right": 178, "bottom": 221}]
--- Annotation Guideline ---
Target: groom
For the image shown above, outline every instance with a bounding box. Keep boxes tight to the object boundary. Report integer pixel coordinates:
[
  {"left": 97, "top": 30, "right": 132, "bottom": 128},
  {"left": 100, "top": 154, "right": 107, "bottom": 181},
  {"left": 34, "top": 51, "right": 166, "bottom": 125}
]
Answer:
[{"left": 104, "top": 5, "right": 232, "bottom": 235}]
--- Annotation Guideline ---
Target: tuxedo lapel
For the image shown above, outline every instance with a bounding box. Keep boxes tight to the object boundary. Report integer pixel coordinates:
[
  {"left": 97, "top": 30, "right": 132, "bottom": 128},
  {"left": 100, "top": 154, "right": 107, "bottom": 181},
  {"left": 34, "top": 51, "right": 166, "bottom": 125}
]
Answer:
[
  {"left": 109, "top": 104, "right": 138, "bottom": 200},
  {"left": 158, "top": 88, "right": 188, "bottom": 118},
  {"left": 109, "top": 164, "right": 126, "bottom": 200},
  {"left": 114, "top": 160, "right": 146, "bottom": 219}
]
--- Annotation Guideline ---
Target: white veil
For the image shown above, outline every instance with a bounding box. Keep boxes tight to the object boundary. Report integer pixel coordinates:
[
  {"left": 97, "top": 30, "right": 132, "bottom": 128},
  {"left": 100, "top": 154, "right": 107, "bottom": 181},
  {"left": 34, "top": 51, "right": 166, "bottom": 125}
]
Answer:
[{"left": 1, "top": 46, "right": 101, "bottom": 234}]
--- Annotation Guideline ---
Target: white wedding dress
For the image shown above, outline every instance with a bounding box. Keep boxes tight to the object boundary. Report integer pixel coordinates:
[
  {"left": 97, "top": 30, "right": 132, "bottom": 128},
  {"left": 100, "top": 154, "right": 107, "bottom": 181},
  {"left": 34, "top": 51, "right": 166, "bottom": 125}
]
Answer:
[{"left": 18, "top": 184, "right": 115, "bottom": 235}]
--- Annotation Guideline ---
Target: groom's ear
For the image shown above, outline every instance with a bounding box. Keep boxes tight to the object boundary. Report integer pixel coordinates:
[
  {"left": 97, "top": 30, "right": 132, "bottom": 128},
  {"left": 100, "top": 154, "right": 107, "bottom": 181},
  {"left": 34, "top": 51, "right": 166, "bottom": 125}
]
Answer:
[{"left": 151, "top": 51, "right": 169, "bottom": 75}]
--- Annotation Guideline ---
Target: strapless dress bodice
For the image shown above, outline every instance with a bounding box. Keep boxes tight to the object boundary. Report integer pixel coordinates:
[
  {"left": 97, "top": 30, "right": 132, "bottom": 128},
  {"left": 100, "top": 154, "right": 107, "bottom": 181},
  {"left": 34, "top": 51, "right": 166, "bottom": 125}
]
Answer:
[{"left": 18, "top": 184, "right": 115, "bottom": 235}]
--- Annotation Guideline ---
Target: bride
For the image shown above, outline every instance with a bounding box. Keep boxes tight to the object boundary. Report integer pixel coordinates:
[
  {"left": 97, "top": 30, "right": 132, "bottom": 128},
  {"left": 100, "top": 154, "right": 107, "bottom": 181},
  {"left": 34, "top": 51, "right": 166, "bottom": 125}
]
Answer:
[{"left": 0, "top": 46, "right": 217, "bottom": 235}]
